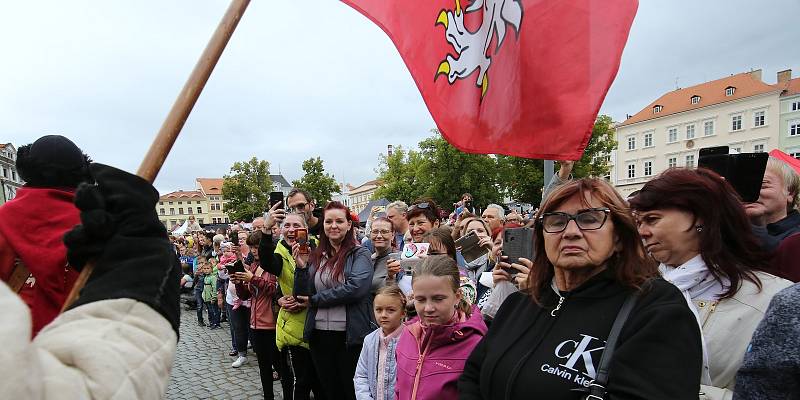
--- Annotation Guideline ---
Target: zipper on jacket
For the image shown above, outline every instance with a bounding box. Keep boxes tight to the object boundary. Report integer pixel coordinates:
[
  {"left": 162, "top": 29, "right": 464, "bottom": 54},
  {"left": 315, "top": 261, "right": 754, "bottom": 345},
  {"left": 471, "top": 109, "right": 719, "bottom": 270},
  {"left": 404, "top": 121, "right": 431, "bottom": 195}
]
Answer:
[{"left": 410, "top": 338, "right": 432, "bottom": 400}]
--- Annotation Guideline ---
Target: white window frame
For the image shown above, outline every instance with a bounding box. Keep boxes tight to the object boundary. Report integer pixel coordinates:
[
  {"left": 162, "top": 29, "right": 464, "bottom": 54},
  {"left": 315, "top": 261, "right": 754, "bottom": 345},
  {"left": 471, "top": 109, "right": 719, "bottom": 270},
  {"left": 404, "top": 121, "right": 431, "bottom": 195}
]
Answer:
[
  {"left": 791, "top": 101, "right": 800, "bottom": 112},
  {"left": 703, "top": 120, "right": 715, "bottom": 136},
  {"left": 754, "top": 144, "right": 765, "bottom": 153},
  {"left": 667, "top": 157, "right": 677, "bottom": 168},
  {"left": 753, "top": 110, "right": 766, "bottom": 127},
  {"left": 685, "top": 154, "right": 696, "bottom": 168},
  {"left": 731, "top": 114, "right": 743, "bottom": 132},
  {"left": 691, "top": 96, "right": 700, "bottom": 105},
  {"left": 627, "top": 135, "right": 636, "bottom": 151},
  {"left": 644, "top": 132, "right": 653, "bottom": 148},
  {"left": 627, "top": 164, "right": 636, "bottom": 179},
  {"left": 686, "top": 124, "right": 696, "bottom": 139},
  {"left": 789, "top": 119, "right": 800, "bottom": 137},
  {"left": 643, "top": 160, "right": 653, "bottom": 176},
  {"left": 653, "top": 105, "right": 663, "bottom": 114},
  {"left": 726, "top": 87, "right": 736, "bottom": 96},
  {"left": 667, "top": 127, "right": 678, "bottom": 143}
]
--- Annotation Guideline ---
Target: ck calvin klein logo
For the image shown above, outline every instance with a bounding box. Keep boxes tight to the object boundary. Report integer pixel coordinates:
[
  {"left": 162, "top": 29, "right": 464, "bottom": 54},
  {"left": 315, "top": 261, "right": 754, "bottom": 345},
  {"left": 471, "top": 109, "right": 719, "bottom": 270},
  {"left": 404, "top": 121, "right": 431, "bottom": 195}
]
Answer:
[{"left": 555, "top": 334, "right": 605, "bottom": 378}]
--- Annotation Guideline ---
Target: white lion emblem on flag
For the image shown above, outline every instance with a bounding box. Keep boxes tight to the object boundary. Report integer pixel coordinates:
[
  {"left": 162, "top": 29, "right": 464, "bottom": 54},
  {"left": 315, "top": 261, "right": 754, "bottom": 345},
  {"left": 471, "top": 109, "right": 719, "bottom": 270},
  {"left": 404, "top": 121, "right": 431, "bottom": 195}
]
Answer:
[{"left": 435, "top": 0, "right": 523, "bottom": 98}]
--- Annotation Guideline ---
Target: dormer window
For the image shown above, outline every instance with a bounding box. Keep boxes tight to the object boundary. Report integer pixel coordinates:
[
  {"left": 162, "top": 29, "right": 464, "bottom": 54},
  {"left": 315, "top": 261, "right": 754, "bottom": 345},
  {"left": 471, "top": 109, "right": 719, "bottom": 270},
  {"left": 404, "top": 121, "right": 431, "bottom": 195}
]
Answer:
[
  {"left": 691, "top": 95, "right": 701, "bottom": 105},
  {"left": 653, "top": 105, "right": 663, "bottom": 114},
  {"left": 725, "top": 86, "right": 736, "bottom": 96}
]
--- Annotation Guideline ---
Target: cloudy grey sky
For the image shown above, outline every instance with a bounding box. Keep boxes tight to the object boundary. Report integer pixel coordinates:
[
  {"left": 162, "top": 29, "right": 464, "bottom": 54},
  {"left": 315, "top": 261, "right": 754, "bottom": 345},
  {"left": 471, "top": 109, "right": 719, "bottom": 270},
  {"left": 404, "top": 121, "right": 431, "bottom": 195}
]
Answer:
[{"left": 1, "top": 0, "right": 798, "bottom": 194}]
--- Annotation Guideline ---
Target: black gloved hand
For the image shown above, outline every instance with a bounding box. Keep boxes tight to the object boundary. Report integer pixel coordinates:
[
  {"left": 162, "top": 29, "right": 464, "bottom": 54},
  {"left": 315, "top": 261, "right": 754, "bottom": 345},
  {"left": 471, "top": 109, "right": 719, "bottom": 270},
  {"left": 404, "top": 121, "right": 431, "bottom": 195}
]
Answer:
[{"left": 63, "top": 163, "right": 181, "bottom": 336}]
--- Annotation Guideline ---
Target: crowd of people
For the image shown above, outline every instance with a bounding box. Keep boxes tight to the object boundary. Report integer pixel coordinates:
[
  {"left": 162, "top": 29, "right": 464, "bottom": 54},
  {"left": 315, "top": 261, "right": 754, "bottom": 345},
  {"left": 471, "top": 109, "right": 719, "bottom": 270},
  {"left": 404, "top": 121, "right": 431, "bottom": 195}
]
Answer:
[{"left": 2, "top": 134, "right": 800, "bottom": 399}]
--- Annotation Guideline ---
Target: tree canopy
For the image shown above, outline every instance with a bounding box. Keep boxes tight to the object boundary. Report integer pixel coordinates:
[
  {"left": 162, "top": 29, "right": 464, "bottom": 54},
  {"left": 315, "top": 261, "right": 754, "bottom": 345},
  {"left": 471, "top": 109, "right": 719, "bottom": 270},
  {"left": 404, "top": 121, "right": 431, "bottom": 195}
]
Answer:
[
  {"left": 222, "top": 157, "right": 273, "bottom": 222},
  {"left": 292, "top": 157, "right": 340, "bottom": 205}
]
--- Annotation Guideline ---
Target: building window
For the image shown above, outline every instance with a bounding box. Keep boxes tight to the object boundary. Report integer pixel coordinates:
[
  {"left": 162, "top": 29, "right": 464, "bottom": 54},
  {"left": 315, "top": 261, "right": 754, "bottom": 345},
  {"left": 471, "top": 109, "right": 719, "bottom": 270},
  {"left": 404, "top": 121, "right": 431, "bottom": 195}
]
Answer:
[
  {"left": 668, "top": 128, "right": 678, "bottom": 143},
  {"left": 159, "top": 202, "right": 163, "bottom": 205},
  {"left": 754, "top": 144, "right": 765, "bottom": 153},
  {"left": 754, "top": 111, "right": 766, "bottom": 127},
  {"left": 685, "top": 154, "right": 695, "bottom": 168},
  {"left": 731, "top": 115, "right": 743, "bottom": 131},
  {"left": 170, "top": 208, "right": 175, "bottom": 215},
  {"left": 792, "top": 101, "right": 800, "bottom": 111},
  {"left": 790, "top": 120, "right": 800, "bottom": 136},
  {"left": 668, "top": 157, "right": 677, "bottom": 168},
  {"left": 168, "top": 201, "right": 173, "bottom": 205},
  {"left": 704, "top": 121, "right": 714, "bottom": 136},
  {"left": 224, "top": 218, "right": 229, "bottom": 223},
  {"left": 178, "top": 208, "right": 184, "bottom": 214},
  {"left": 644, "top": 133, "right": 653, "bottom": 147},
  {"left": 627, "top": 164, "right": 636, "bottom": 179},
  {"left": 159, "top": 208, "right": 165, "bottom": 215},
  {"left": 627, "top": 136, "right": 636, "bottom": 151},
  {"left": 732, "top": 146, "right": 742, "bottom": 153},
  {"left": 686, "top": 124, "right": 696, "bottom": 139},
  {"left": 187, "top": 207, "right": 193, "bottom": 214},
  {"left": 199, "top": 218, "right": 204, "bottom": 224},
  {"left": 653, "top": 105, "right": 663, "bottom": 114},
  {"left": 644, "top": 161, "right": 653, "bottom": 176},
  {"left": 691, "top": 95, "right": 700, "bottom": 104},
  {"left": 197, "top": 207, "right": 202, "bottom": 214},
  {"left": 725, "top": 87, "right": 736, "bottom": 96},
  {"left": 1, "top": 168, "right": 7, "bottom": 178}
]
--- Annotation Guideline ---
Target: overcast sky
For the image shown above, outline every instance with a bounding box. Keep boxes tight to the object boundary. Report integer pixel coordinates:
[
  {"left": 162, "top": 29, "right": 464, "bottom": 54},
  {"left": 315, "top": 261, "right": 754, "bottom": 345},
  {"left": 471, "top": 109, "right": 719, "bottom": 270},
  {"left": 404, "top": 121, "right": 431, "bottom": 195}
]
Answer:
[{"left": 1, "top": 1, "right": 798, "bottom": 194}]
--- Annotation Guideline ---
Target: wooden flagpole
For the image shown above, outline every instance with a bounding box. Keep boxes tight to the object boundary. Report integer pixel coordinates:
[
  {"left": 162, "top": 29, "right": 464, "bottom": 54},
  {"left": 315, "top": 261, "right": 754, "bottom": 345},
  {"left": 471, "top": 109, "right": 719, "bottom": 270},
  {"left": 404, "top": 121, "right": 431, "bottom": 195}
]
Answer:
[{"left": 61, "top": 0, "right": 251, "bottom": 312}]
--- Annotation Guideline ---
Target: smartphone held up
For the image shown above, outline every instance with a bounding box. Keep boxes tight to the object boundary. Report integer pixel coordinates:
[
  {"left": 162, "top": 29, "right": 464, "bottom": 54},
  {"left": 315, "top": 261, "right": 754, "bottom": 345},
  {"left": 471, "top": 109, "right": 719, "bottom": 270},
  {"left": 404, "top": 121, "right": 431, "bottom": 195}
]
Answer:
[{"left": 296, "top": 228, "right": 310, "bottom": 255}]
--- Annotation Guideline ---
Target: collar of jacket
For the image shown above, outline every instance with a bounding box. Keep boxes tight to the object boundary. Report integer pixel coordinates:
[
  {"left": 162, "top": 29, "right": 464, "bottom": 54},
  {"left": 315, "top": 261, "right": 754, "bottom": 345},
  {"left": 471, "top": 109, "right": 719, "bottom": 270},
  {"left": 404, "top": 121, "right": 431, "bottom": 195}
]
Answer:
[
  {"left": 405, "top": 306, "right": 487, "bottom": 351},
  {"left": 767, "top": 209, "right": 800, "bottom": 236},
  {"left": 545, "top": 266, "right": 627, "bottom": 301}
]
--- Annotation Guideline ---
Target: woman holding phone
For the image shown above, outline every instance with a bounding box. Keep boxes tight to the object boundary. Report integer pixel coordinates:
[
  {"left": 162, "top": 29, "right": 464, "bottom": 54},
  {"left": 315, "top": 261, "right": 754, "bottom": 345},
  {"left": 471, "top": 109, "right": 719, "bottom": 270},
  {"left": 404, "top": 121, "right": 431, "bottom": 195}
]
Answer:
[{"left": 293, "top": 202, "right": 375, "bottom": 400}]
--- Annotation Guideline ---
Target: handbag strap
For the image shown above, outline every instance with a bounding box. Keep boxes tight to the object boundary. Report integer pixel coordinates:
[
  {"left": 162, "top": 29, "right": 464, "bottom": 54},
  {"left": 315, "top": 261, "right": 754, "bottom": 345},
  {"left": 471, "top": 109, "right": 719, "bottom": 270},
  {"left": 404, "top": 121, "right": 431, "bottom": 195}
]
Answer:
[{"left": 586, "top": 291, "right": 639, "bottom": 400}]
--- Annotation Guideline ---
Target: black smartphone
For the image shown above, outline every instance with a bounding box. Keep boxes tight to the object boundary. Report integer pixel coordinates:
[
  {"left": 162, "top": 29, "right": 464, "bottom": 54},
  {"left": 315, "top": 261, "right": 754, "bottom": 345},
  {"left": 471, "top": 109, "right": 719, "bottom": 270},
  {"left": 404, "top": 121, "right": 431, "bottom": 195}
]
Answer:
[
  {"left": 229, "top": 260, "right": 245, "bottom": 274},
  {"left": 269, "top": 191, "right": 284, "bottom": 209},
  {"left": 699, "top": 148, "right": 768, "bottom": 202},
  {"left": 503, "top": 227, "right": 534, "bottom": 265}
]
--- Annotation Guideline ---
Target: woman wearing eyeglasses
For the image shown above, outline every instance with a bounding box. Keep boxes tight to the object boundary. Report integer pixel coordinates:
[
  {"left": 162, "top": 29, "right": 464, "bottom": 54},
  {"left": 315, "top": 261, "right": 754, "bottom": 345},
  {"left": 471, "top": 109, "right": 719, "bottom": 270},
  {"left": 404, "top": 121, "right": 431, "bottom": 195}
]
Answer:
[
  {"left": 369, "top": 217, "right": 400, "bottom": 295},
  {"left": 459, "top": 178, "right": 702, "bottom": 400},
  {"left": 629, "top": 168, "right": 791, "bottom": 400}
]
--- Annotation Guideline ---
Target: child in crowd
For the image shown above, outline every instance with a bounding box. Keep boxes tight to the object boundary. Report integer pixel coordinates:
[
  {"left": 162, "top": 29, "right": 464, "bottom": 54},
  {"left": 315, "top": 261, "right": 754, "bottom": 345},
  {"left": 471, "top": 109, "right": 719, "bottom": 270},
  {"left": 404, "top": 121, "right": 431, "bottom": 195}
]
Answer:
[
  {"left": 201, "top": 261, "right": 221, "bottom": 329},
  {"left": 394, "top": 255, "right": 487, "bottom": 400},
  {"left": 354, "top": 285, "right": 407, "bottom": 400}
]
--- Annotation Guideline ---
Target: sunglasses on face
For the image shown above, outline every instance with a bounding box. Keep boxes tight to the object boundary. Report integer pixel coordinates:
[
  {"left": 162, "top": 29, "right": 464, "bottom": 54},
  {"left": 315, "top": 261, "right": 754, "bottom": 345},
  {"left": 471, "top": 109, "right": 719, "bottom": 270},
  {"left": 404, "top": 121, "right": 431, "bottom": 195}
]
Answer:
[
  {"left": 288, "top": 203, "right": 308, "bottom": 213},
  {"left": 539, "top": 208, "right": 611, "bottom": 233}
]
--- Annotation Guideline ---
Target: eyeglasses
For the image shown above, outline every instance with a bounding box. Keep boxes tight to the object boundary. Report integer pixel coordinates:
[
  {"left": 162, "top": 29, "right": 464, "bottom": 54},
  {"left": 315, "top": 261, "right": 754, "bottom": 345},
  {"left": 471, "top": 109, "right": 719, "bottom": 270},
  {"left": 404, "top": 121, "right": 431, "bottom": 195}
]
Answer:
[
  {"left": 288, "top": 203, "right": 308, "bottom": 213},
  {"left": 371, "top": 229, "right": 393, "bottom": 237},
  {"left": 539, "top": 208, "right": 611, "bottom": 233}
]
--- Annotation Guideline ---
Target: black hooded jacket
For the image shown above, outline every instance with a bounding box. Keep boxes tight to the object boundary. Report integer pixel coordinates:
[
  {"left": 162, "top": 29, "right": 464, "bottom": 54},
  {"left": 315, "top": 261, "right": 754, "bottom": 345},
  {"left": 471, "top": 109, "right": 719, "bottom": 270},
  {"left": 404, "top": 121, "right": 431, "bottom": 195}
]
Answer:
[{"left": 459, "top": 269, "right": 702, "bottom": 400}]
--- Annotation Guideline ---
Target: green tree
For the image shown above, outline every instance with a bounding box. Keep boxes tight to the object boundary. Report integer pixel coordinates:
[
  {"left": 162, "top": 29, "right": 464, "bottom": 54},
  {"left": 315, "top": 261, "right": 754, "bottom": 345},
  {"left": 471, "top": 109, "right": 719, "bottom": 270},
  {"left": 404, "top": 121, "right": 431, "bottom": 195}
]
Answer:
[
  {"left": 292, "top": 157, "right": 340, "bottom": 204},
  {"left": 571, "top": 114, "right": 618, "bottom": 178},
  {"left": 374, "top": 146, "right": 427, "bottom": 203},
  {"left": 222, "top": 157, "right": 273, "bottom": 222},
  {"left": 496, "top": 155, "right": 545, "bottom": 206}
]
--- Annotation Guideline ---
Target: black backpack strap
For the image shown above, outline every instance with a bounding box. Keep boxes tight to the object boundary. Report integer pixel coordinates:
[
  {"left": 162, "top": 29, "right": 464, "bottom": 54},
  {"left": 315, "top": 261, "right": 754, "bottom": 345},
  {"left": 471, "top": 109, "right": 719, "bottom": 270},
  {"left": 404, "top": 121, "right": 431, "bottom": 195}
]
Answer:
[{"left": 586, "top": 291, "right": 639, "bottom": 400}]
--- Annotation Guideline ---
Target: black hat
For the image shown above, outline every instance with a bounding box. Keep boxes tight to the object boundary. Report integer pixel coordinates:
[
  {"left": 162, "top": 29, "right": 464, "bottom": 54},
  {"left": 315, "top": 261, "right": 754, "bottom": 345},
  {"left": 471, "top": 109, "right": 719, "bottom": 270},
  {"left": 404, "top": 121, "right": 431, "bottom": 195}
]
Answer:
[{"left": 16, "top": 135, "right": 92, "bottom": 188}]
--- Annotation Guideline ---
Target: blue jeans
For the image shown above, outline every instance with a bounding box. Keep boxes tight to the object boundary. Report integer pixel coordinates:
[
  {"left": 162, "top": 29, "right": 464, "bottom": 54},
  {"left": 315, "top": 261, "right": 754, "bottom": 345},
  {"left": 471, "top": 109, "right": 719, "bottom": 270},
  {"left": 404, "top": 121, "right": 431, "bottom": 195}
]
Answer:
[
  {"left": 206, "top": 302, "right": 221, "bottom": 326},
  {"left": 194, "top": 290, "right": 205, "bottom": 323}
]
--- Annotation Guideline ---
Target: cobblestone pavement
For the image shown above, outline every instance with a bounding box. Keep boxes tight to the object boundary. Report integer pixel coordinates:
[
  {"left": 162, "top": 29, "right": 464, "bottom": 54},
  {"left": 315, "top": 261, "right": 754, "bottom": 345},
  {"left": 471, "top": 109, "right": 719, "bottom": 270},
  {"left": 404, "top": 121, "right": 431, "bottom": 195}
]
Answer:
[{"left": 166, "top": 296, "right": 283, "bottom": 400}]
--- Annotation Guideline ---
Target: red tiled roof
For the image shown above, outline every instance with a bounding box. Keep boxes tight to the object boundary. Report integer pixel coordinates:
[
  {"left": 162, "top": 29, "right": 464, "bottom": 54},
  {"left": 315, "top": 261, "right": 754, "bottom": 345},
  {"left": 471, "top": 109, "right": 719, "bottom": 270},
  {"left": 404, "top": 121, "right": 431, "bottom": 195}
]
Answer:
[
  {"left": 161, "top": 190, "right": 205, "bottom": 199},
  {"left": 196, "top": 178, "right": 224, "bottom": 195},
  {"left": 782, "top": 77, "right": 800, "bottom": 97},
  {"left": 620, "top": 71, "right": 780, "bottom": 127}
]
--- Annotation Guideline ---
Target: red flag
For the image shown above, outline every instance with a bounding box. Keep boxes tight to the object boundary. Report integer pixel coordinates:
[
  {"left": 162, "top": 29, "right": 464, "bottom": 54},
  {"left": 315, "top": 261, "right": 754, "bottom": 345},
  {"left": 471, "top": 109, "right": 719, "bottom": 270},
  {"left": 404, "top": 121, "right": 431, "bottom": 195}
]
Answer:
[
  {"left": 343, "top": 0, "right": 638, "bottom": 160},
  {"left": 770, "top": 149, "right": 800, "bottom": 175}
]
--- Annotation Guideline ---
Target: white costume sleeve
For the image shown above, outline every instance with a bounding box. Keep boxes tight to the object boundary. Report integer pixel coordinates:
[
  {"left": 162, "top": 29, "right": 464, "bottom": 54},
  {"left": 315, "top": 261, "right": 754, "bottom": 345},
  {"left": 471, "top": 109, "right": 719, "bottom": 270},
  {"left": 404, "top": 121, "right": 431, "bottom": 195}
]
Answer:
[{"left": 0, "top": 282, "right": 177, "bottom": 399}]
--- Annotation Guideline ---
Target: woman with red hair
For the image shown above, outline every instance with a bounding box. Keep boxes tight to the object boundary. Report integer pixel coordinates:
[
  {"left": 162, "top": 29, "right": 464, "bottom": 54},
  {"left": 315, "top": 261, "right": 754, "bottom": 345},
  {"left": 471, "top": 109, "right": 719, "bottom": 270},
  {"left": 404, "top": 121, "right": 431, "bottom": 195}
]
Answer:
[{"left": 293, "top": 202, "right": 374, "bottom": 400}]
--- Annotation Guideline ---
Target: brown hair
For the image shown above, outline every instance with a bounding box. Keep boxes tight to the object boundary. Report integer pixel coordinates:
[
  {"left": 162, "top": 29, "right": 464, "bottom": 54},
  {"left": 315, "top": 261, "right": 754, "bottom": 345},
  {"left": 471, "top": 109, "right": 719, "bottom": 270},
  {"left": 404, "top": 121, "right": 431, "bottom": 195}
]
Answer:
[
  {"left": 629, "top": 167, "right": 769, "bottom": 298},
  {"left": 246, "top": 230, "right": 262, "bottom": 247},
  {"left": 422, "top": 228, "right": 457, "bottom": 260},
  {"left": 530, "top": 178, "right": 657, "bottom": 302},
  {"left": 375, "top": 284, "right": 407, "bottom": 310},
  {"left": 406, "top": 198, "right": 441, "bottom": 225},
  {"left": 412, "top": 255, "right": 471, "bottom": 316}
]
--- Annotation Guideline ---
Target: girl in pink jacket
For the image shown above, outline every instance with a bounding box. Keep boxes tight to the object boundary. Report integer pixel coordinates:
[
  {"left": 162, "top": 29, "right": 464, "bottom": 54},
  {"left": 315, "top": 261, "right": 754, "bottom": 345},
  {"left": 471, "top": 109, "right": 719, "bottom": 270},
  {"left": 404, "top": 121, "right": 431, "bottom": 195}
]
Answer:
[{"left": 394, "top": 255, "right": 487, "bottom": 400}]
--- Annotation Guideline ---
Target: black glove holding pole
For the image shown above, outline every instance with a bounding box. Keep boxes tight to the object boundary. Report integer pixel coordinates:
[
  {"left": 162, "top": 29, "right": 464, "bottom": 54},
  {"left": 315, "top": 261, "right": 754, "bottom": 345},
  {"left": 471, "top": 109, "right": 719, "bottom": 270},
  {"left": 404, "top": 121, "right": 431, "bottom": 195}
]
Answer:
[{"left": 63, "top": 163, "right": 181, "bottom": 336}]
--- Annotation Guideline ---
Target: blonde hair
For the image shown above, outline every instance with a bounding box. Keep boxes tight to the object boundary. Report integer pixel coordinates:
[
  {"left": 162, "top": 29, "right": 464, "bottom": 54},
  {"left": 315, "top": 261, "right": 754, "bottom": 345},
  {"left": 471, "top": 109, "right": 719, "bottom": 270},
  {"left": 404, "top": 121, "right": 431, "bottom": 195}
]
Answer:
[
  {"left": 375, "top": 284, "right": 407, "bottom": 310},
  {"left": 412, "top": 255, "right": 471, "bottom": 316},
  {"left": 767, "top": 157, "right": 800, "bottom": 210}
]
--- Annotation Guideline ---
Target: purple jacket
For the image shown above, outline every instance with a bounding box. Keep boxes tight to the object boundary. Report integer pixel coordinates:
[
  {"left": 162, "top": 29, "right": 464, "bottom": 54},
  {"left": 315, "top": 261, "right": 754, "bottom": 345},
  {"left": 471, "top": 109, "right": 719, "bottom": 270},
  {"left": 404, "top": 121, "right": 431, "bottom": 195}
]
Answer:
[{"left": 394, "top": 306, "right": 487, "bottom": 400}]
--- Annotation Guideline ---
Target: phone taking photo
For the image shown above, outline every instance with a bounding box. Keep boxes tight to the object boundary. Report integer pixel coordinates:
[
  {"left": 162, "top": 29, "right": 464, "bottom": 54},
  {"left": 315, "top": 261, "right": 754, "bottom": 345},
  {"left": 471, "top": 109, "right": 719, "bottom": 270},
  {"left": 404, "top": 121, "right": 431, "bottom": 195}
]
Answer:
[
  {"left": 296, "top": 228, "right": 310, "bottom": 255},
  {"left": 503, "top": 227, "right": 534, "bottom": 265},
  {"left": 269, "top": 191, "right": 284, "bottom": 209}
]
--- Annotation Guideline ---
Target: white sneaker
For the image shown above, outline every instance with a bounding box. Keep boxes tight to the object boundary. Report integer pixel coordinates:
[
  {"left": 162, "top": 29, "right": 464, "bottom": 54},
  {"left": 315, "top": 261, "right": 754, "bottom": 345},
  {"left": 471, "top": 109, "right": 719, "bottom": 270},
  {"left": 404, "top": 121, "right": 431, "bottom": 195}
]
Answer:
[{"left": 231, "top": 356, "right": 247, "bottom": 368}]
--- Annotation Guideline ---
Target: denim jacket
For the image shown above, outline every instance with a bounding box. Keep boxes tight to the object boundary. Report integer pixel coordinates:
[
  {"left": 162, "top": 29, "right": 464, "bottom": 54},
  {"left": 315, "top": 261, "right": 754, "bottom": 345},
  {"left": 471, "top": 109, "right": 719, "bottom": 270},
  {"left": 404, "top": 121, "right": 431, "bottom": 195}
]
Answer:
[
  {"left": 295, "top": 245, "right": 377, "bottom": 347},
  {"left": 354, "top": 327, "right": 402, "bottom": 400}
]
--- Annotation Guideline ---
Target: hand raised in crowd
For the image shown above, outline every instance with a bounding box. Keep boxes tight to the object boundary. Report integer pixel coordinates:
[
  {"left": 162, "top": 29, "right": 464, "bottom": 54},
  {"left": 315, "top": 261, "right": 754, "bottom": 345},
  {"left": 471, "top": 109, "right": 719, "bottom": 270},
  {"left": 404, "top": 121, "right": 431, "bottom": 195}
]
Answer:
[
  {"left": 277, "top": 295, "right": 303, "bottom": 313},
  {"left": 233, "top": 269, "right": 253, "bottom": 283},
  {"left": 232, "top": 245, "right": 242, "bottom": 260},
  {"left": 291, "top": 243, "right": 309, "bottom": 268},
  {"left": 386, "top": 259, "right": 401, "bottom": 281},
  {"left": 493, "top": 256, "right": 531, "bottom": 290},
  {"left": 264, "top": 201, "right": 286, "bottom": 232},
  {"left": 477, "top": 235, "right": 493, "bottom": 250},
  {"left": 557, "top": 160, "right": 575, "bottom": 180}
]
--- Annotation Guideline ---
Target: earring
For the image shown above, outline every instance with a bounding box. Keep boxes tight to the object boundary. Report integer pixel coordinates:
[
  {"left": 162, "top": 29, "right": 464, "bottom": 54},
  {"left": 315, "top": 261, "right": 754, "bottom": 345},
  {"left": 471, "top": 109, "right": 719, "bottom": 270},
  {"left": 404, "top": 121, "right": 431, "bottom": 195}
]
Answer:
[{"left": 695, "top": 225, "right": 703, "bottom": 232}]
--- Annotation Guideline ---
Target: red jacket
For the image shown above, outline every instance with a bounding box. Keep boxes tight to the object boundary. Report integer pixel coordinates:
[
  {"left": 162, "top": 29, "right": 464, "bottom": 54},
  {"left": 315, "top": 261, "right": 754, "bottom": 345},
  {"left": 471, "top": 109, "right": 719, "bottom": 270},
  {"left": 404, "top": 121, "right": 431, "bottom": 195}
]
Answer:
[
  {"left": 247, "top": 262, "right": 277, "bottom": 330},
  {"left": 0, "top": 187, "right": 80, "bottom": 337},
  {"left": 770, "top": 233, "right": 800, "bottom": 282}
]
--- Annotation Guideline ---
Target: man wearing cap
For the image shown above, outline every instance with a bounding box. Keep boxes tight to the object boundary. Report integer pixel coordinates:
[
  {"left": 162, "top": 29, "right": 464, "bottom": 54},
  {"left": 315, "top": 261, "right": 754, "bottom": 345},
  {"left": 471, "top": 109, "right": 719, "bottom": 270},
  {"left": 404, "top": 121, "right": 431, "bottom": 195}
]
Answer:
[{"left": 0, "top": 135, "right": 92, "bottom": 336}]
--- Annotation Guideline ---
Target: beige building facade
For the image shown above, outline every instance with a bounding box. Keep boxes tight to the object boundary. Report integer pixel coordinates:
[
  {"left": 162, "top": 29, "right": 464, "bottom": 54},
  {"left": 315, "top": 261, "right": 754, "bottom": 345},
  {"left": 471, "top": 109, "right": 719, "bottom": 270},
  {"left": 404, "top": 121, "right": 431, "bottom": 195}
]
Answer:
[
  {"left": 157, "top": 190, "right": 210, "bottom": 231},
  {"left": 0, "top": 143, "right": 23, "bottom": 205},
  {"left": 196, "top": 178, "right": 230, "bottom": 224},
  {"left": 348, "top": 179, "right": 380, "bottom": 214},
  {"left": 614, "top": 70, "right": 785, "bottom": 196}
]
